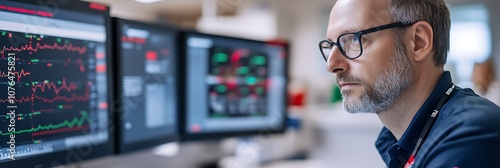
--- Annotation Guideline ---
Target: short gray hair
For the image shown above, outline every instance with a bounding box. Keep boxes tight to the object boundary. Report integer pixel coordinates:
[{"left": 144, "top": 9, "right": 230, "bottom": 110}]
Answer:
[{"left": 388, "top": 0, "right": 450, "bottom": 66}]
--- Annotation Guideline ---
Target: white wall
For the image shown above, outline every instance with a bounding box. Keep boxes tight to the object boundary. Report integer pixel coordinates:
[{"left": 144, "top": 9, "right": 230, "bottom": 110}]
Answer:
[
  {"left": 83, "top": 0, "right": 158, "bottom": 21},
  {"left": 271, "top": 0, "right": 337, "bottom": 105},
  {"left": 196, "top": 0, "right": 277, "bottom": 40},
  {"left": 446, "top": 0, "right": 500, "bottom": 81},
  {"left": 195, "top": 0, "right": 338, "bottom": 104}
]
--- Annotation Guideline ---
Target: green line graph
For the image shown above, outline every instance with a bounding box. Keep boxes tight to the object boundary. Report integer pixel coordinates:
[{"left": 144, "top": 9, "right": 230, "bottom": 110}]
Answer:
[{"left": 1, "top": 111, "right": 90, "bottom": 136}]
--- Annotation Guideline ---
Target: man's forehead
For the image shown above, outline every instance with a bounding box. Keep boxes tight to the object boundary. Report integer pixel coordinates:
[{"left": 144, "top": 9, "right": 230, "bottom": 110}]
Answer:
[
  {"left": 333, "top": 0, "right": 390, "bottom": 11},
  {"left": 327, "top": 0, "right": 391, "bottom": 37},
  {"left": 330, "top": 0, "right": 390, "bottom": 22}
]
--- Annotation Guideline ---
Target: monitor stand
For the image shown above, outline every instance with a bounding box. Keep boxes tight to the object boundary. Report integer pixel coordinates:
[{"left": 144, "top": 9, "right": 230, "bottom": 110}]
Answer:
[
  {"left": 73, "top": 135, "right": 306, "bottom": 168},
  {"left": 216, "top": 131, "right": 311, "bottom": 168},
  {"left": 155, "top": 139, "right": 238, "bottom": 168}
]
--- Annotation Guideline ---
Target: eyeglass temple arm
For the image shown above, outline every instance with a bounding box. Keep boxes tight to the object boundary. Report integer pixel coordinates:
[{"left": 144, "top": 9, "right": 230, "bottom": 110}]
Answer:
[{"left": 359, "top": 22, "right": 416, "bottom": 35}]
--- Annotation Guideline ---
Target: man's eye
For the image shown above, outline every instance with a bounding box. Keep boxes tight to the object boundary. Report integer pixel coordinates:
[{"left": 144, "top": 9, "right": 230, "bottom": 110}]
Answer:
[{"left": 351, "top": 36, "right": 360, "bottom": 44}]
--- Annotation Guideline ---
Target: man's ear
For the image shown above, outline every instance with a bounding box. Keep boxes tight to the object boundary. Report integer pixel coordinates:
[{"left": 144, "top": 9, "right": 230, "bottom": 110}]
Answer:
[{"left": 409, "top": 21, "right": 434, "bottom": 62}]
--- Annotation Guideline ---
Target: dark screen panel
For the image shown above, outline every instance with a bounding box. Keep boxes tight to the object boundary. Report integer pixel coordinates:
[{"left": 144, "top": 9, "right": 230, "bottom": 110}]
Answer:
[
  {"left": 0, "top": 0, "right": 113, "bottom": 167},
  {"left": 113, "top": 18, "right": 178, "bottom": 153}
]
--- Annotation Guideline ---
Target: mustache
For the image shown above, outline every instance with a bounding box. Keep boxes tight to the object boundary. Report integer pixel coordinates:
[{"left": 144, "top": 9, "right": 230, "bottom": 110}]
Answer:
[{"left": 337, "top": 73, "right": 365, "bottom": 84}]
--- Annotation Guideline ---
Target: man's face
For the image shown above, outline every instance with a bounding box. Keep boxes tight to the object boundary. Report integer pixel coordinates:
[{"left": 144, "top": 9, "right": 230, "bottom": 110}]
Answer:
[{"left": 326, "top": 0, "right": 413, "bottom": 113}]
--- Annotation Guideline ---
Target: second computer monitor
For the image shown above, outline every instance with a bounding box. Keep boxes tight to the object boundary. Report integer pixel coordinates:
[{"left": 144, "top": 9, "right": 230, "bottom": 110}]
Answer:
[
  {"left": 113, "top": 18, "right": 178, "bottom": 153},
  {"left": 181, "top": 32, "right": 288, "bottom": 141}
]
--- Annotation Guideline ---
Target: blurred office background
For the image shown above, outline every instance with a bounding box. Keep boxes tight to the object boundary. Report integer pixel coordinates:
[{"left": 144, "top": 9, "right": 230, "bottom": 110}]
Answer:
[
  {"left": 70, "top": 0, "right": 500, "bottom": 167},
  {"left": 83, "top": 0, "right": 500, "bottom": 108}
]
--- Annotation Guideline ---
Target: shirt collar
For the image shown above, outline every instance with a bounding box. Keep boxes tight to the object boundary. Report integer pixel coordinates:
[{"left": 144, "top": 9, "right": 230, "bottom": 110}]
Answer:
[
  {"left": 375, "top": 71, "right": 453, "bottom": 165},
  {"left": 396, "top": 71, "right": 453, "bottom": 152}
]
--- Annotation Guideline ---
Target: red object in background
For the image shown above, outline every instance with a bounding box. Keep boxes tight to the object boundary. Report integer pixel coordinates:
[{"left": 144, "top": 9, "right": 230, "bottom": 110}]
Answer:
[
  {"left": 266, "top": 39, "right": 287, "bottom": 59},
  {"left": 89, "top": 3, "right": 107, "bottom": 11},
  {"left": 95, "top": 52, "right": 105, "bottom": 59},
  {"left": 266, "top": 39, "right": 287, "bottom": 46},
  {"left": 121, "top": 36, "right": 146, "bottom": 44},
  {"left": 36, "top": 11, "right": 53, "bottom": 17},
  {"left": 289, "top": 91, "right": 306, "bottom": 106},
  {"left": 226, "top": 78, "right": 237, "bottom": 91},
  {"left": 96, "top": 64, "right": 106, "bottom": 73},
  {"left": 231, "top": 50, "right": 241, "bottom": 63},
  {"left": 190, "top": 124, "right": 201, "bottom": 133},
  {"left": 146, "top": 51, "right": 158, "bottom": 61},
  {"left": 100, "top": 102, "right": 108, "bottom": 110}
]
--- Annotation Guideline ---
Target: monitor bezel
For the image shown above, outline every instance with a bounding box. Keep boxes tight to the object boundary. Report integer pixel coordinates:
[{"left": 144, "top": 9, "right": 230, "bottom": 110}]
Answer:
[
  {"left": 0, "top": 0, "right": 115, "bottom": 167},
  {"left": 178, "top": 31, "right": 289, "bottom": 142},
  {"left": 112, "top": 18, "right": 179, "bottom": 153}
]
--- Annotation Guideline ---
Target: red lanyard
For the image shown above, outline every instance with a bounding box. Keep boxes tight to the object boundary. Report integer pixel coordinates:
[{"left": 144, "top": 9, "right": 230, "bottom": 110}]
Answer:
[{"left": 404, "top": 84, "right": 455, "bottom": 168}]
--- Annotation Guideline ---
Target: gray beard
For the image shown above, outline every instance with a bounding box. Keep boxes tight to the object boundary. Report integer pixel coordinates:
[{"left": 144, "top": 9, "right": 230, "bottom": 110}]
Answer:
[{"left": 341, "top": 44, "right": 413, "bottom": 114}]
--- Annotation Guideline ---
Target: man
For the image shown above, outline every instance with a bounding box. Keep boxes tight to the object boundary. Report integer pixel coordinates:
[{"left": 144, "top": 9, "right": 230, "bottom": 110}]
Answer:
[{"left": 320, "top": 0, "right": 500, "bottom": 167}]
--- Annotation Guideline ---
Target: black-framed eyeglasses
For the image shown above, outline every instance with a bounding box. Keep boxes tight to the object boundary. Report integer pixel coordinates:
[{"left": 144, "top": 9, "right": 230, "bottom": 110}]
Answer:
[{"left": 319, "top": 21, "right": 417, "bottom": 62}]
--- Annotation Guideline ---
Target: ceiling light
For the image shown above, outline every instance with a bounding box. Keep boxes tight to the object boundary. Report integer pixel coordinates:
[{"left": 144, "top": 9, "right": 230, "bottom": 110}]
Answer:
[{"left": 134, "top": 0, "right": 163, "bottom": 4}]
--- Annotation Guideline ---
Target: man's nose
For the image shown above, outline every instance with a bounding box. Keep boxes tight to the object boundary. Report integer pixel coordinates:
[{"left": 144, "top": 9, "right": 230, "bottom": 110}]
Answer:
[{"left": 327, "top": 46, "right": 349, "bottom": 74}]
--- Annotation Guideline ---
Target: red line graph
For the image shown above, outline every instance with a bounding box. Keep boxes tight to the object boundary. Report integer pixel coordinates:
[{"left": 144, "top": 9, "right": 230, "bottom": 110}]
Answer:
[
  {"left": 32, "top": 125, "right": 90, "bottom": 137},
  {"left": 0, "top": 69, "right": 31, "bottom": 82},
  {"left": 0, "top": 96, "right": 32, "bottom": 103},
  {"left": 34, "top": 93, "right": 89, "bottom": 103},
  {"left": 33, "top": 86, "right": 90, "bottom": 103},
  {"left": 32, "top": 78, "right": 78, "bottom": 94},
  {"left": 64, "top": 58, "right": 85, "bottom": 72},
  {"left": 1, "top": 42, "right": 87, "bottom": 56}
]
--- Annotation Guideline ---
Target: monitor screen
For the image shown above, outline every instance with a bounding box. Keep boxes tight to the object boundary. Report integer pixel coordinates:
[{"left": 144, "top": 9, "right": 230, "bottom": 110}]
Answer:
[
  {"left": 182, "top": 32, "right": 288, "bottom": 140},
  {"left": 114, "top": 18, "right": 178, "bottom": 153},
  {"left": 0, "top": 0, "right": 112, "bottom": 167}
]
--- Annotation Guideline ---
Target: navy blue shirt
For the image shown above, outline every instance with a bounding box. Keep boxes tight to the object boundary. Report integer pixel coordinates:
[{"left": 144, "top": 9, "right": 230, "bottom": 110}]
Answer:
[{"left": 376, "top": 72, "right": 500, "bottom": 168}]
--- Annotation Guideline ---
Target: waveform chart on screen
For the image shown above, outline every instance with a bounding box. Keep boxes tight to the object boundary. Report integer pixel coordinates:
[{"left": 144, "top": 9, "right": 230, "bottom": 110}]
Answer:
[
  {"left": 184, "top": 33, "right": 287, "bottom": 140},
  {"left": 0, "top": 1, "right": 112, "bottom": 167},
  {"left": 207, "top": 48, "right": 269, "bottom": 118},
  {"left": 0, "top": 30, "right": 107, "bottom": 146}
]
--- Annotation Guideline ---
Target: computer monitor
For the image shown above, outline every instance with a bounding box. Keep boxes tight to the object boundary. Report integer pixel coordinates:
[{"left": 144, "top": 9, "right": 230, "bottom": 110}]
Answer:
[
  {"left": 181, "top": 32, "right": 288, "bottom": 141},
  {"left": 113, "top": 18, "right": 178, "bottom": 153},
  {"left": 0, "top": 0, "right": 113, "bottom": 167}
]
